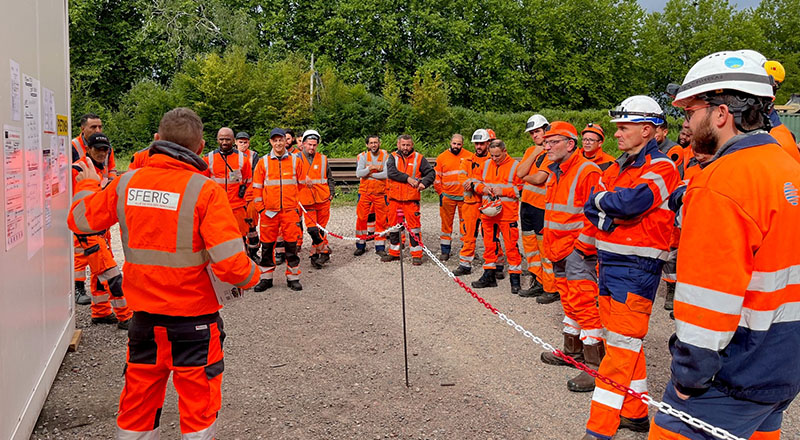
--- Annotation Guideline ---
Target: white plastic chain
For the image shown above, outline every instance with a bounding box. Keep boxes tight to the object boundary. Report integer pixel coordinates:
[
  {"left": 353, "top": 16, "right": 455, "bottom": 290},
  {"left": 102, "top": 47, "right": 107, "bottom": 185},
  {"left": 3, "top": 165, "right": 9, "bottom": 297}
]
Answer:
[{"left": 296, "top": 203, "right": 403, "bottom": 241}]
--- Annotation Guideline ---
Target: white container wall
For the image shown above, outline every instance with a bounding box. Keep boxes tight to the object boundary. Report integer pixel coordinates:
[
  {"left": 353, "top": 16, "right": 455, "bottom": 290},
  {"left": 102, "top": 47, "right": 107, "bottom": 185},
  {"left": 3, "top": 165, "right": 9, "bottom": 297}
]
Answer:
[{"left": 0, "top": 1, "right": 73, "bottom": 438}]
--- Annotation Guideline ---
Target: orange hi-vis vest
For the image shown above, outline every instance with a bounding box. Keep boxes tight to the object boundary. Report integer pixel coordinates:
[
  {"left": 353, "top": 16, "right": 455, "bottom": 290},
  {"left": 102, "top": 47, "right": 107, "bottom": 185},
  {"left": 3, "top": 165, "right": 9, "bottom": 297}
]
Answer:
[
  {"left": 205, "top": 150, "right": 252, "bottom": 210},
  {"left": 298, "top": 152, "right": 331, "bottom": 205},
  {"left": 520, "top": 146, "right": 551, "bottom": 209},
  {"left": 73, "top": 156, "right": 110, "bottom": 190},
  {"left": 358, "top": 149, "right": 388, "bottom": 194},
  {"left": 129, "top": 148, "right": 150, "bottom": 170},
  {"left": 67, "top": 141, "right": 259, "bottom": 316},
  {"left": 459, "top": 154, "right": 491, "bottom": 204},
  {"left": 387, "top": 151, "right": 423, "bottom": 201},
  {"left": 474, "top": 155, "right": 522, "bottom": 222},
  {"left": 242, "top": 148, "right": 259, "bottom": 202},
  {"left": 435, "top": 148, "right": 474, "bottom": 199},
  {"left": 583, "top": 149, "right": 616, "bottom": 171},
  {"left": 542, "top": 151, "right": 602, "bottom": 261},
  {"left": 72, "top": 135, "right": 118, "bottom": 176},
  {"left": 252, "top": 151, "right": 301, "bottom": 213}
]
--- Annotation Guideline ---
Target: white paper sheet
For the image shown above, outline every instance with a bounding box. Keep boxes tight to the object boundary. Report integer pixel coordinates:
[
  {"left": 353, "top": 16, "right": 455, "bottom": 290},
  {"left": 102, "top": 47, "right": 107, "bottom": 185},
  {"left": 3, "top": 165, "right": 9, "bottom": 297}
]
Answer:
[
  {"left": 4, "top": 125, "right": 25, "bottom": 250},
  {"left": 9, "top": 60, "right": 21, "bottom": 121},
  {"left": 23, "top": 74, "right": 43, "bottom": 259}
]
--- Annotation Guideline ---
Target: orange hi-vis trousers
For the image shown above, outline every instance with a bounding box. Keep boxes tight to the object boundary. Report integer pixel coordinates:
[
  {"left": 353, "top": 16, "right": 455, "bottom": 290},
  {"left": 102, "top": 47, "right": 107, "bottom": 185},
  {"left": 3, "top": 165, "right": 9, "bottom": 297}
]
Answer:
[
  {"left": 117, "top": 312, "right": 224, "bottom": 439},
  {"left": 552, "top": 249, "right": 602, "bottom": 345},
  {"left": 457, "top": 202, "right": 480, "bottom": 267},
  {"left": 302, "top": 201, "right": 331, "bottom": 255},
  {"left": 481, "top": 218, "right": 522, "bottom": 273},
  {"left": 521, "top": 202, "right": 556, "bottom": 292},
  {"left": 439, "top": 195, "right": 466, "bottom": 256},
  {"left": 356, "top": 193, "right": 387, "bottom": 250},
  {"left": 74, "top": 234, "right": 131, "bottom": 320},
  {"left": 387, "top": 199, "right": 422, "bottom": 258},
  {"left": 259, "top": 209, "right": 301, "bottom": 282},
  {"left": 586, "top": 262, "right": 661, "bottom": 439}
]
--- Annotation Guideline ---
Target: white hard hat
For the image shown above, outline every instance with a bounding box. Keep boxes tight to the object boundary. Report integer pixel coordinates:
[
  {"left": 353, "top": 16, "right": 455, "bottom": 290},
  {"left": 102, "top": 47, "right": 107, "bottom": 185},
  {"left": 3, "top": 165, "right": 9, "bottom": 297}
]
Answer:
[
  {"left": 525, "top": 114, "right": 549, "bottom": 132},
  {"left": 609, "top": 95, "right": 665, "bottom": 125},
  {"left": 472, "top": 129, "right": 491, "bottom": 143},
  {"left": 302, "top": 129, "right": 321, "bottom": 142},
  {"left": 673, "top": 51, "right": 775, "bottom": 108},
  {"left": 735, "top": 49, "right": 766, "bottom": 67},
  {"left": 480, "top": 197, "right": 502, "bottom": 217}
]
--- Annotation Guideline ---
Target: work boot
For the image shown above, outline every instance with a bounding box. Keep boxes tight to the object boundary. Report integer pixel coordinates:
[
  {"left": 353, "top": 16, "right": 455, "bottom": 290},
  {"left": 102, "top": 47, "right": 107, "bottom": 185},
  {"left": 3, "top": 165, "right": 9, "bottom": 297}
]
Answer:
[
  {"left": 568, "top": 342, "right": 605, "bottom": 392},
  {"left": 381, "top": 254, "right": 399, "bottom": 262},
  {"left": 536, "top": 291, "right": 560, "bottom": 304},
  {"left": 375, "top": 248, "right": 387, "bottom": 257},
  {"left": 91, "top": 314, "right": 117, "bottom": 325},
  {"left": 471, "top": 269, "right": 498, "bottom": 288},
  {"left": 669, "top": 311, "right": 674, "bottom": 320},
  {"left": 247, "top": 246, "right": 260, "bottom": 261},
  {"left": 495, "top": 265, "right": 505, "bottom": 280},
  {"left": 581, "top": 434, "right": 603, "bottom": 440},
  {"left": 317, "top": 253, "right": 330, "bottom": 265},
  {"left": 510, "top": 273, "right": 521, "bottom": 295},
  {"left": 310, "top": 254, "right": 324, "bottom": 269},
  {"left": 453, "top": 265, "right": 472, "bottom": 276},
  {"left": 439, "top": 253, "right": 450, "bottom": 262},
  {"left": 519, "top": 277, "right": 544, "bottom": 298},
  {"left": 74, "top": 281, "right": 91, "bottom": 305},
  {"left": 287, "top": 280, "right": 303, "bottom": 291},
  {"left": 664, "top": 282, "right": 675, "bottom": 311},
  {"left": 354, "top": 248, "right": 366, "bottom": 256},
  {"left": 619, "top": 416, "right": 650, "bottom": 433},
  {"left": 117, "top": 318, "right": 131, "bottom": 331},
  {"left": 274, "top": 253, "right": 285, "bottom": 265},
  {"left": 541, "top": 333, "right": 584, "bottom": 367},
  {"left": 254, "top": 279, "right": 273, "bottom": 292},
  {"left": 412, "top": 257, "right": 423, "bottom": 266}
]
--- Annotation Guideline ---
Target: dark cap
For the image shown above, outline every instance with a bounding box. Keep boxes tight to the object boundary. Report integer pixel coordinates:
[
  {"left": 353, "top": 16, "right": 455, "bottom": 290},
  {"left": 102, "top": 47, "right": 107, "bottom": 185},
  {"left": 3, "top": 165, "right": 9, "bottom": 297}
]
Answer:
[
  {"left": 269, "top": 128, "right": 286, "bottom": 139},
  {"left": 86, "top": 133, "right": 111, "bottom": 149},
  {"left": 235, "top": 131, "right": 250, "bottom": 140}
]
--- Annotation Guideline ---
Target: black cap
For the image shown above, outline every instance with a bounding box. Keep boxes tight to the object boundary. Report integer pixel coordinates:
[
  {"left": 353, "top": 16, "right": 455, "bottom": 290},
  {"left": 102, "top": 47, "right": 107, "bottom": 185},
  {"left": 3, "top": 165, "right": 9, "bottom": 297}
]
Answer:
[
  {"left": 269, "top": 128, "right": 286, "bottom": 138},
  {"left": 86, "top": 133, "right": 111, "bottom": 149},
  {"left": 235, "top": 131, "right": 250, "bottom": 140}
]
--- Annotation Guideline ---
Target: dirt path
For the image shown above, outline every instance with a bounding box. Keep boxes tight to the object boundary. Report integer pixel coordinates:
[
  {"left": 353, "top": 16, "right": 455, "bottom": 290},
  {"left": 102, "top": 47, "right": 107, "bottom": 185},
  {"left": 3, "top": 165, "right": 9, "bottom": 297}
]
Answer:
[{"left": 32, "top": 203, "right": 799, "bottom": 439}]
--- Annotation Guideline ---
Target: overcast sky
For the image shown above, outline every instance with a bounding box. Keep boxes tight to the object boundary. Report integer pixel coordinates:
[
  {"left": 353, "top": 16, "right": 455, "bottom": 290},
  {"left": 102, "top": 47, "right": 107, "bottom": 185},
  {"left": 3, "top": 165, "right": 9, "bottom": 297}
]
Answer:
[{"left": 638, "top": 0, "right": 761, "bottom": 12}]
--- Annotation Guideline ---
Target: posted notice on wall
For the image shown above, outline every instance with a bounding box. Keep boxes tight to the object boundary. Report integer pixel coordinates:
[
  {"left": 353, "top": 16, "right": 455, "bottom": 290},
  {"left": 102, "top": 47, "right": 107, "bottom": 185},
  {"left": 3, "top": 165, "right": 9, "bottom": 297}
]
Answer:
[
  {"left": 4, "top": 125, "right": 25, "bottom": 251},
  {"left": 56, "top": 114, "right": 69, "bottom": 193},
  {"left": 23, "top": 74, "right": 44, "bottom": 259},
  {"left": 9, "top": 59, "right": 21, "bottom": 121}
]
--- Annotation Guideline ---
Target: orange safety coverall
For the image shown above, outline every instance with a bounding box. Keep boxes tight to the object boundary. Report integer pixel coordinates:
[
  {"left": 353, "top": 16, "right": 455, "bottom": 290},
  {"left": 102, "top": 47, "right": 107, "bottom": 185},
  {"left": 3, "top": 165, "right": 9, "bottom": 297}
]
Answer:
[
  {"left": 72, "top": 135, "right": 118, "bottom": 178},
  {"left": 434, "top": 148, "right": 474, "bottom": 256},
  {"left": 204, "top": 149, "right": 252, "bottom": 237},
  {"left": 542, "top": 152, "right": 603, "bottom": 344},
  {"left": 68, "top": 140, "right": 259, "bottom": 440},
  {"left": 72, "top": 157, "right": 131, "bottom": 321},
  {"left": 298, "top": 151, "right": 333, "bottom": 256},
  {"left": 241, "top": 148, "right": 261, "bottom": 257},
  {"left": 652, "top": 133, "right": 800, "bottom": 440},
  {"left": 583, "top": 149, "right": 616, "bottom": 171},
  {"left": 474, "top": 155, "right": 523, "bottom": 274},
  {"left": 769, "top": 109, "right": 800, "bottom": 163},
  {"left": 520, "top": 146, "right": 556, "bottom": 291},
  {"left": 252, "top": 151, "right": 303, "bottom": 282},
  {"left": 355, "top": 149, "right": 389, "bottom": 251},
  {"left": 456, "top": 153, "right": 504, "bottom": 269},
  {"left": 386, "top": 151, "right": 435, "bottom": 258},
  {"left": 582, "top": 139, "right": 680, "bottom": 438}
]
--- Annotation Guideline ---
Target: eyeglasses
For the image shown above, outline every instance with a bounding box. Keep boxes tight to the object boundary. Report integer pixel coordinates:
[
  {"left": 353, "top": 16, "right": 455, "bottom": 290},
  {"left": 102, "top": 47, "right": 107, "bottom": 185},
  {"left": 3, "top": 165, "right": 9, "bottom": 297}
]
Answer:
[
  {"left": 683, "top": 103, "right": 714, "bottom": 121},
  {"left": 582, "top": 138, "right": 601, "bottom": 144},
  {"left": 544, "top": 138, "right": 569, "bottom": 147}
]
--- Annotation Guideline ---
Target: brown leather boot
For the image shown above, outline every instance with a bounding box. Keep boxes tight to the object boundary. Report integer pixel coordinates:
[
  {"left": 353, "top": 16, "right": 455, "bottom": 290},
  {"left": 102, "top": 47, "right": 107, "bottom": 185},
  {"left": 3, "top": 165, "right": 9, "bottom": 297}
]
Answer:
[
  {"left": 567, "top": 342, "right": 605, "bottom": 392},
  {"left": 541, "top": 333, "right": 583, "bottom": 367}
]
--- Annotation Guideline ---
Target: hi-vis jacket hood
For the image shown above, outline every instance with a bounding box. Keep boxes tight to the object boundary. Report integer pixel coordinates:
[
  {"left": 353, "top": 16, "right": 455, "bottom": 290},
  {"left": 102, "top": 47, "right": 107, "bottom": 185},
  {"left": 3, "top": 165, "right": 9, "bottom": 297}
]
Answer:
[{"left": 149, "top": 140, "right": 208, "bottom": 172}]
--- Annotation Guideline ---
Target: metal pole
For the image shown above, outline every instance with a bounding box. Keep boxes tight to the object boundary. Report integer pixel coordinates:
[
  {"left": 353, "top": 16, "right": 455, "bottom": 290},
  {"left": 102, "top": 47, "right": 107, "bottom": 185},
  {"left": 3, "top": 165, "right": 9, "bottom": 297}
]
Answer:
[
  {"left": 309, "top": 53, "right": 314, "bottom": 110},
  {"left": 397, "top": 209, "right": 410, "bottom": 388}
]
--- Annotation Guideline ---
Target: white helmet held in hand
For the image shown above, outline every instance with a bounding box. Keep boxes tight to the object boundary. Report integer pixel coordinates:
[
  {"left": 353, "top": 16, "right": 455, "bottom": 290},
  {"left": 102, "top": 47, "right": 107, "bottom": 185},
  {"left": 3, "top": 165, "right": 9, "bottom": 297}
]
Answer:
[
  {"left": 480, "top": 196, "right": 502, "bottom": 217},
  {"left": 472, "top": 129, "right": 491, "bottom": 143},
  {"left": 673, "top": 51, "right": 775, "bottom": 108},
  {"left": 609, "top": 95, "right": 665, "bottom": 125},
  {"left": 525, "top": 114, "right": 549, "bottom": 133}
]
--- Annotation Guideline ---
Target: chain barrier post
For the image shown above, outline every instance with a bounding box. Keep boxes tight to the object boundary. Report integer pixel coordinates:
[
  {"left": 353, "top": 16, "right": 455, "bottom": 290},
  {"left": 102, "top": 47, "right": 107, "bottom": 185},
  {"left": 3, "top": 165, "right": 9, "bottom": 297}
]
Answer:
[{"left": 396, "top": 208, "right": 410, "bottom": 388}]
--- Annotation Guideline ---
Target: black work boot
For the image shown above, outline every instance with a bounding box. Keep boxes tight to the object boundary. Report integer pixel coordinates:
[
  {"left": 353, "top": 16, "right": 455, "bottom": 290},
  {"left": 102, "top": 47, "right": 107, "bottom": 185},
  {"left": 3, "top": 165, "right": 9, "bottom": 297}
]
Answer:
[
  {"left": 91, "top": 314, "right": 117, "bottom": 325},
  {"left": 117, "top": 318, "right": 131, "bottom": 331},
  {"left": 310, "top": 254, "right": 323, "bottom": 269},
  {"left": 375, "top": 249, "right": 387, "bottom": 257},
  {"left": 519, "top": 277, "right": 544, "bottom": 298},
  {"left": 75, "top": 281, "right": 91, "bottom": 305},
  {"left": 287, "top": 280, "right": 303, "bottom": 291},
  {"left": 541, "top": 333, "right": 584, "bottom": 367},
  {"left": 254, "top": 279, "right": 273, "bottom": 292},
  {"left": 664, "top": 282, "right": 675, "bottom": 311},
  {"left": 510, "top": 273, "right": 521, "bottom": 295},
  {"left": 453, "top": 265, "right": 472, "bottom": 276},
  {"left": 536, "top": 290, "right": 560, "bottom": 304},
  {"left": 439, "top": 253, "right": 450, "bottom": 261},
  {"left": 471, "top": 269, "right": 498, "bottom": 288},
  {"left": 494, "top": 265, "right": 506, "bottom": 280},
  {"left": 381, "top": 253, "right": 399, "bottom": 262},
  {"left": 317, "top": 253, "right": 330, "bottom": 265},
  {"left": 619, "top": 416, "right": 650, "bottom": 433},
  {"left": 354, "top": 247, "right": 366, "bottom": 256},
  {"left": 568, "top": 342, "right": 605, "bottom": 392}
]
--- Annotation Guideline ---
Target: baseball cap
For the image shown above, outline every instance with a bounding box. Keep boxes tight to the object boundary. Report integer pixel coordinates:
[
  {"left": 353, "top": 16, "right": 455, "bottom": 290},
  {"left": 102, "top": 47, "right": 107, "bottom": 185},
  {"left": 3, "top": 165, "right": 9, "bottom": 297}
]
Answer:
[
  {"left": 87, "top": 133, "right": 111, "bottom": 149},
  {"left": 269, "top": 128, "right": 286, "bottom": 139},
  {"left": 235, "top": 131, "right": 250, "bottom": 139}
]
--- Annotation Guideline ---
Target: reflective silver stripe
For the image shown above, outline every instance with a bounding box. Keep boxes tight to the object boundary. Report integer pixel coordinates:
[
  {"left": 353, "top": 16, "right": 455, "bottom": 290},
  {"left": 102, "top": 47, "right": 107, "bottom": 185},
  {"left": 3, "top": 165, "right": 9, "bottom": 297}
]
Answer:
[
  {"left": 629, "top": 379, "right": 648, "bottom": 393},
  {"left": 72, "top": 200, "right": 103, "bottom": 234},
  {"left": 605, "top": 330, "right": 642, "bottom": 352},
  {"left": 592, "top": 387, "right": 624, "bottom": 410},
  {"left": 485, "top": 182, "right": 516, "bottom": 189},
  {"left": 521, "top": 230, "right": 537, "bottom": 237},
  {"left": 593, "top": 190, "right": 609, "bottom": 211},
  {"left": 92, "top": 294, "right": 110, "bottom": 304},
  {"left": 181, "top": 420, "right": 216, "bottom": 440},
  {"left": 596, "top": 239, "right": 668, "bottom": 261},
  {"left": 211, "top": 177, "right": 227, "bottom": 184},
  {"left": 440, "top": 239, "right": 451, "bottom": 245},
  {"left": 97, "top": 266, "right": 122, "bottom": 282},
  {"left": 523, "top": 184, "right": 547, "bottom": 195},
  {"left": 548, "top": 161, "right": 598, "bottom": 215},
  {"left": 117, "top": 171, "right": 211, "bottom": 268},
  {"left": 544, "top": 220, "right": 584, "bottom": 231},
  {"left": 641, "top": 171, "right": 669, "bottom": 201},
  {"left": 675, "top": 320, "right": 735, "bottom": 351},
  {"left": 509, "top": 264, "right": 522, "bottom": 271},
  {"left": 577, "top": 233, "right": 596, "bottom": 247},
  {"left": 234, "top": 262, "right": 258, "bottom": 288},
  {"left": 675, "top": 282, "right": 743, "bottom": 315},
  {"left": 72, "top": 189, "right": 95, "bottom": 204},
  {"left": 208, "top": 238, "right": 245, "bottom": 263},
  {"left": 252, "top": 183, "right": 263, "bottom": 189},
  {"left": 321, "top": 155, "right": 327, "bottom": 179},
  {"left": 110, "top": 298, "right": 127, "bottom": 308},
  {"left": 253, "top": 197, "right": 263, "bottom": 202},
  {"left": 308, "top": 179, "right": 327, "bottom": 184},
  {"left": 748, "top": 265, "right": 800, "bottom": 292},
  {"left": 410, "top": 152, "right": 420, "bottom": 178},
  {"left": 207, "top": 151, "right": 214, "bottom": 170},
  {"left": 263, "top": 179, "right": 285, "bottom": 186},
  {"left": 740, "top": 302, "right": 800, "bottom": 331},
  {"left": 117, "top": 427, "right": 159, "bottom": 440}
]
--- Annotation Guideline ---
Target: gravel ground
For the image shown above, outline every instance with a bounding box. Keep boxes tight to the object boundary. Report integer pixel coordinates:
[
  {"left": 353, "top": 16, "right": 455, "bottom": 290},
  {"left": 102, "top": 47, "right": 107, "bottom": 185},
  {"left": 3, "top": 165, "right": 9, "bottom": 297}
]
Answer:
[{"left": 32, "top": 202, "right": 799, "bottom": 439}]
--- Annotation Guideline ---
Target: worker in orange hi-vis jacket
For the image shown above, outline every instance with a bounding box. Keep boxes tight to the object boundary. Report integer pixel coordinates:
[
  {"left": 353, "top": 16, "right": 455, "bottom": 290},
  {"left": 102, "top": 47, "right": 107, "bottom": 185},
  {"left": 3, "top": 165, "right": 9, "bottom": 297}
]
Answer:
[
  {"left": 236, "top": 131, "right": 261, "bottom": 261},
  {"left": 434, "top": 133, "right": 474, "bottom": 261},
  {"left": 71, "top": 133, "right": 132, "bottom": 329},
  {"left": 68, "top": 107, "right": 259, "bottom": 440},
  {"left": 297, "top": 129, "right": 335, "bottom": 269},
  {"left": 252, "top": 128, "right": 304, "bottom": 292},
  {"left": 581, "top": 95, "right": 680, "bottom": 439},
  {"left": 580, "top": 123, "right": 616, "bottom": 171},
  {"left": 204, "top": 127, "right": 253, "bottom": 241},
  {"left": 71, "top": 113, "right": 118, "bottom": 179},
  {"left": 649, "top": 51, "right": 800, "bottom": 440},
  {"left": 354, "top": 135, "right": 389, "bottom": 257}
]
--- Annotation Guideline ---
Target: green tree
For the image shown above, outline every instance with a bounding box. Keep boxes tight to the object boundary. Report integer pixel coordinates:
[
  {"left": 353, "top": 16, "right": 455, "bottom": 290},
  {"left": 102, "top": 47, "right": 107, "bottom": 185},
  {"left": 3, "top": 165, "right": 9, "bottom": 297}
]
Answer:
[{"left": 410, "top": 70, "right": 452, "bottom": 141}]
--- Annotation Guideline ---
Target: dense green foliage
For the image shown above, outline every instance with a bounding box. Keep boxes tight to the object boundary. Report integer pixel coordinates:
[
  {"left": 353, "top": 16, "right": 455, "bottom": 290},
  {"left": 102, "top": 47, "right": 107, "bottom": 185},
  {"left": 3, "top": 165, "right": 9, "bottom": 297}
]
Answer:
[{"left": 70, "top": 0, "right": 799, "bottom": 158}]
